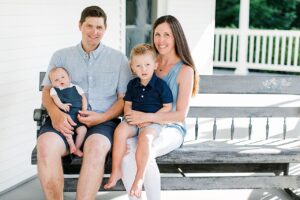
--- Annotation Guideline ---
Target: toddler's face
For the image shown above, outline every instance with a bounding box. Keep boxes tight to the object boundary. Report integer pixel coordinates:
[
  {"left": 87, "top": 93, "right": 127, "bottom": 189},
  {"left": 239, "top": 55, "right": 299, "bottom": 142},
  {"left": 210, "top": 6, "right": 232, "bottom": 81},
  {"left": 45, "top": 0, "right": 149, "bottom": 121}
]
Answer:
[
  {"left": 131, "top": 53, "right": 157, "bottom": 82},
  {"left": 49, "top": 68, "right": 70, "bottom": 88}
]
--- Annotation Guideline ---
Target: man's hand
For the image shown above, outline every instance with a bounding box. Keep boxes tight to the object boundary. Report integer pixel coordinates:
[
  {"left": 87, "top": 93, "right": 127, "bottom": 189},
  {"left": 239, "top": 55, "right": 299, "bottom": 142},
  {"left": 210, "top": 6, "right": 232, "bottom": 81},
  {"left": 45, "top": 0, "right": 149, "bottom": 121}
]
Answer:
[
  {"left": 78, "top": 110, "right": 104, "bottom": 127},
  {"left": 50, "top": 109, "right": 76, "bottom": 136}
]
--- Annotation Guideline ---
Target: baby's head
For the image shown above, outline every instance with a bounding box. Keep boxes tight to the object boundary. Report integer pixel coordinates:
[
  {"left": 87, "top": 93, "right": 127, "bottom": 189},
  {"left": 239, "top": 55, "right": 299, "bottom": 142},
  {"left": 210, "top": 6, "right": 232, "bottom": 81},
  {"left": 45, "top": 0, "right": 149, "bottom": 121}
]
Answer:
[
  {"left": 48, "top": 67, "right": 71, "bottom": 88},
  {"left": 130, "top": 44, "right": 157, "bottom": 80}
]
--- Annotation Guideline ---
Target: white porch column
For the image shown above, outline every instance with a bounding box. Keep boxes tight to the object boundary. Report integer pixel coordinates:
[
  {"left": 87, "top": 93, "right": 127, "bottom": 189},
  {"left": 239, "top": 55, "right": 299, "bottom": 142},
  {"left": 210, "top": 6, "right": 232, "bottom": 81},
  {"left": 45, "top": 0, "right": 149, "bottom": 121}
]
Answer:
[{"left": 235, "top": 0, "right": 250, "bottom": 74}]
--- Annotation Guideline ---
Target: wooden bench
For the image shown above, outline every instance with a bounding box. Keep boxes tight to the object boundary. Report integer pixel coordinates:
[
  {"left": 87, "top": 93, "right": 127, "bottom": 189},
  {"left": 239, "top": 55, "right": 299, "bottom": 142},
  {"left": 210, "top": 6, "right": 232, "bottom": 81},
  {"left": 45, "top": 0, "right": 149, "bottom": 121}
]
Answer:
[{"left": 31, "top": 73, "right": 300, "bottom": 198}]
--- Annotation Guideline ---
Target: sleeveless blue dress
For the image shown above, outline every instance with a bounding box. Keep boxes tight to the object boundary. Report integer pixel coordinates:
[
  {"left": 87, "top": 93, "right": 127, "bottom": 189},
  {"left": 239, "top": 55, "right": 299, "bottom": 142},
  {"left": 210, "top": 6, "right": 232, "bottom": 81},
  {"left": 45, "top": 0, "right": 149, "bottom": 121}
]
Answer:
[{"left": 162, "top": 61, "right": 187, "bottom": 136}]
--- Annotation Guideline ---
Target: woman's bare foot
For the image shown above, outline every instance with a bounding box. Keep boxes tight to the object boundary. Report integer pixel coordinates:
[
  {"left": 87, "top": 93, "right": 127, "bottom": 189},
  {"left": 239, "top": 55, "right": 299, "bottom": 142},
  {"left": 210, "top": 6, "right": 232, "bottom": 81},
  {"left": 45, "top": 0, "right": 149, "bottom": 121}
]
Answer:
[
  {"left": 73, "top": 149, "right": 83, "bottom": 157},
  {"left": 104, "top": 169, "right": 122, "bottom": 189},
  {"left": 130, "top": 178, "right": 143, "bottom": 198}
]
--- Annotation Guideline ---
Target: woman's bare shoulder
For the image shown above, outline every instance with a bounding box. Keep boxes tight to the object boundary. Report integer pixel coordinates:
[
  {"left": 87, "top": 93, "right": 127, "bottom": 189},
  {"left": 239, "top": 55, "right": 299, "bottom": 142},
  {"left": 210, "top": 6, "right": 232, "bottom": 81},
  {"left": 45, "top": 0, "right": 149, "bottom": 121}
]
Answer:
[{"left": 178, "top": 64, "right": 194, "bottom": 80}]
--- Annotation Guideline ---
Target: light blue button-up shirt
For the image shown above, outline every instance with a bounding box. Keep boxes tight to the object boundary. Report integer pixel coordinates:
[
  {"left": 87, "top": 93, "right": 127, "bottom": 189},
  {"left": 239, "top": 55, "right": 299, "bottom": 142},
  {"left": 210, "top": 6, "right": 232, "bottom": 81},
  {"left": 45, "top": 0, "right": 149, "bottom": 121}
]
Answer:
[{"left": 42, "top": 43, "right": 132, "bottom": 113}]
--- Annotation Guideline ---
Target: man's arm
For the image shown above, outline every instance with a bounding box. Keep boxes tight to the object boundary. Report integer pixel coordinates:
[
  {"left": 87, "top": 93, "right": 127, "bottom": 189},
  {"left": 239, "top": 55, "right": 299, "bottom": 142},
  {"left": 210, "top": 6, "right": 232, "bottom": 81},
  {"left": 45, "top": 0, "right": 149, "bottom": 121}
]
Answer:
[{"left": 42, "top": 86, "right": 76, "bottom": 135}]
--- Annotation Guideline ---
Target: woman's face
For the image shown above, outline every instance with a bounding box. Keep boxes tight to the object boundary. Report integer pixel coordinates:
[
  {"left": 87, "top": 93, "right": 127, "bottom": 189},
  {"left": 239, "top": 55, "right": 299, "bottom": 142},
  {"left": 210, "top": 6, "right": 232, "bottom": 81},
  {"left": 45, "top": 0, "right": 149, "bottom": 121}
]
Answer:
[{"left": 153, "top": 22, "right": 176, "bottom": 56}]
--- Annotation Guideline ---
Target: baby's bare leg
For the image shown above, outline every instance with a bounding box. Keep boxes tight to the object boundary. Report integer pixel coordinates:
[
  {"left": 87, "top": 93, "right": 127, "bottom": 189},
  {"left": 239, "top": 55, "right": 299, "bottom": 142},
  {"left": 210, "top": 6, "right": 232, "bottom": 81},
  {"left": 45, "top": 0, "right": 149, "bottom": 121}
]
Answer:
[
  {"left": 130, "top": 127, "right": 158, "bottom": 198},
  {"left": 73, "top": 126, "right": 87, "bottom": 157},
  {"left": 104, "top": 121, "right": 136, "bottom": 189},
  {"left": 65, "top": 134, "right": 76, "bottom": 154}
]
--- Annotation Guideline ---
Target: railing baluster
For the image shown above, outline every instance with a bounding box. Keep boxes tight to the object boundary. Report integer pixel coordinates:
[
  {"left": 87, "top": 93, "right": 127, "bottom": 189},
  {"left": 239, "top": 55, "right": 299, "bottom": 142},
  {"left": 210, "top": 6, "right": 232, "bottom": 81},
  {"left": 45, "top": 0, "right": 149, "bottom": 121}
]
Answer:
[
  {"left": 232, "top": 34, "right": 237, "bottom": 62},
  {"left": 261, "top": 35, "right": 267, "bottom": 64},
  {"left": 268, "top": 35, "right": 273, "bottom": 64},
  {"left": 249, "top": 34, "right": 254, "bottom": 63},
  {"left": 294, "top": 36, "right": 299, "bottom": 66},
  {"left": 248, "top": 117, "right": 252, "bottom": 140},
  {"left": 255, "top": 35, "right": 261, "bottom": 64},
  {"left": 280, "top": 35, "right": 286, "bottom": 65},
  {"left": 266, "top": 117, "right": 269, "bottom": 139},
  {"left": 231, "top": 118, "right": 234, "bottom": 140},
  {"left": 283, "top": 117, "right": 287, "bottom": 140},
  {"left": 287, "top": 36, "right": 293, "bottom": 66},
  {"left": 274, "top": 35, "right": 280, "bottom": 65},
  {"left": 195, "top": 117, "right": 199, "bottom": 140},
  {"left": 226, "top": 34, "right": 231, "bottom": 62},
  {"left": 213, "top": 118, "right": 217, "bottom": 140},
  {"left": 220, "top": 34, "right": 226, "bottom": 62}
]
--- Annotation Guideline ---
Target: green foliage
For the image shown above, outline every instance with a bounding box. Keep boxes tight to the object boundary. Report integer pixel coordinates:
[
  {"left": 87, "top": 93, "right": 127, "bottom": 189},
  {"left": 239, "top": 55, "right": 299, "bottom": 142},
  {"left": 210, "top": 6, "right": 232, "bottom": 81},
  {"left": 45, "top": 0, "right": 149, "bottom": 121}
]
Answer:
[{"left": 216, "top": 0, "right": 300, "bottom": 30}]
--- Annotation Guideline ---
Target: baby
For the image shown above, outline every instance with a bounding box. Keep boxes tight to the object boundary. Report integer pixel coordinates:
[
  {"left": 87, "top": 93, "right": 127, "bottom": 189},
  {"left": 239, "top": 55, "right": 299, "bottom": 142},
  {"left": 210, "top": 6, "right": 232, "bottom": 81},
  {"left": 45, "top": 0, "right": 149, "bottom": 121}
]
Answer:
[{"left": 48, "top": 67, "right": 88, "bottom": 157}]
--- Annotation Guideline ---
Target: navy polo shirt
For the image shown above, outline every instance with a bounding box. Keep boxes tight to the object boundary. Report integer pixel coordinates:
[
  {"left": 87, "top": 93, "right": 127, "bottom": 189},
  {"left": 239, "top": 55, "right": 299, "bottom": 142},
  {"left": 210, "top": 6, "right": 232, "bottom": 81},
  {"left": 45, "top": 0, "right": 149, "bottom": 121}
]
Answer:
[{"left": 124, "top": 74, "right": 173, "bottom": 113}]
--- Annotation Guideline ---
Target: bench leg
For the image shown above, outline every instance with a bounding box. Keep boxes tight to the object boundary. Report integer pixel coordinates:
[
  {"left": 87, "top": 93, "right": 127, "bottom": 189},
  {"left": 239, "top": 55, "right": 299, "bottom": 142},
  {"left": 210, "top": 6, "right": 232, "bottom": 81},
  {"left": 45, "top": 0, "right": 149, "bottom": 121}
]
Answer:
[{"left": 284, "top": 188, "right": 300, "bottom": 200}]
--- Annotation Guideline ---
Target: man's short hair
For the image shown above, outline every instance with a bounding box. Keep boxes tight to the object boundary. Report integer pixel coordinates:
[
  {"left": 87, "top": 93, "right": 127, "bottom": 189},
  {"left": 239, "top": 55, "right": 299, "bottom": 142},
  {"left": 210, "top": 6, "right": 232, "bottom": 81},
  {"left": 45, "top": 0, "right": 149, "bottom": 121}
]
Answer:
[{"left": 80, "top": 6, "right": 107, "bottom": 27}]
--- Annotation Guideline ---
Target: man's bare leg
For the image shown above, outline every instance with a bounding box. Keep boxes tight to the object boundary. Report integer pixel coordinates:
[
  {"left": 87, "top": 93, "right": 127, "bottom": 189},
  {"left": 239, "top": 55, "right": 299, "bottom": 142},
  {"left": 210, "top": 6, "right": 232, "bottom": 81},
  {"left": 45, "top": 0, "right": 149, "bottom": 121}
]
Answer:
[
  {"left": 130, "top": 128, "right": 157, "bottom": 198},
  {"left": 76, "top": 134, "right": 111, "bottom": 200},
  {"left": 104, "top": 122, "right": 136, "bottom": 189},
  {"left": 37, "top": 132, "right": 68, "bottom": 200}
]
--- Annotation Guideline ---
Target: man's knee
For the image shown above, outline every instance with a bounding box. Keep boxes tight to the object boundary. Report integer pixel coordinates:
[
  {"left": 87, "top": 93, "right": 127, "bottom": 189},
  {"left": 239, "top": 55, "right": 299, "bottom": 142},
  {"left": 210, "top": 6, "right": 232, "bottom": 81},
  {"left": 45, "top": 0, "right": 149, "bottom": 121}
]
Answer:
[
  {"left": 37, "top": 132, "right": 66, "bottom": 160},
  {"left": 84, "top": 134, "right": 111, "bottom": 157}
]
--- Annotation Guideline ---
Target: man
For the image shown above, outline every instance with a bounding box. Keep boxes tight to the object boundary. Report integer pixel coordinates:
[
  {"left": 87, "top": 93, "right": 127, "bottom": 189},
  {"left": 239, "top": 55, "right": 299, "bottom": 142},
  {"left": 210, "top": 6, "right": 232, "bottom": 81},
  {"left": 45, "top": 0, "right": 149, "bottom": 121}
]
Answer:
[{"left": 37, "top": 6, "right": 131, "bottom": 200}]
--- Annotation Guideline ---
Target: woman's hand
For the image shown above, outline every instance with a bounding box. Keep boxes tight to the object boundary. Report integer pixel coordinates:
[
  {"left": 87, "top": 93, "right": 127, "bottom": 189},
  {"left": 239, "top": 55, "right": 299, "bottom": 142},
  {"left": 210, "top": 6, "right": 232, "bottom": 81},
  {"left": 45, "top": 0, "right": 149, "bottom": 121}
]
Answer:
[{"left": 125, "top": 110, "right": 147, "bottom": 125}]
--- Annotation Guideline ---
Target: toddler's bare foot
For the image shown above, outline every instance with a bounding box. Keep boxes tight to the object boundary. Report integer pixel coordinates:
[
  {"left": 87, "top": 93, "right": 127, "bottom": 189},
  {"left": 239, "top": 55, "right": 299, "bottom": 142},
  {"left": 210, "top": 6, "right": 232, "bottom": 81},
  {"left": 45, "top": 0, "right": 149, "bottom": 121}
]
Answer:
[
  {"left": 73, "top": 149, "right": 83, "bottom": 157},
  {"left": 130, "top": 178, "right": 143, "bottom": 198},
  {"left": 104, "top": 170, "right": 122, "bottom": 189}
]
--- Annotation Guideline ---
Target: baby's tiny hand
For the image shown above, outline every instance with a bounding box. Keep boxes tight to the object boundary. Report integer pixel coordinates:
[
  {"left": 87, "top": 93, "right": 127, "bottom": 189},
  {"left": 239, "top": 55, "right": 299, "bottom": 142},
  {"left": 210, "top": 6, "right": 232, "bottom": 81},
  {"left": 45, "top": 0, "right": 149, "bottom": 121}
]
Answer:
[{"left": 61, "top": 103, "right": 72, "bottom": 112}]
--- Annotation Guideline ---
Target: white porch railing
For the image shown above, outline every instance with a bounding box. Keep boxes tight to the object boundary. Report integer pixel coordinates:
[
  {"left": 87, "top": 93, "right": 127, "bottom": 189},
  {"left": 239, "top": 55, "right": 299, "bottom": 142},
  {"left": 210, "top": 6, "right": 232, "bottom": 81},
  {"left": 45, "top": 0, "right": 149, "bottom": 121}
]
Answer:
[{"left": 213, "top": 28, "right": 300, "bottom": 72}]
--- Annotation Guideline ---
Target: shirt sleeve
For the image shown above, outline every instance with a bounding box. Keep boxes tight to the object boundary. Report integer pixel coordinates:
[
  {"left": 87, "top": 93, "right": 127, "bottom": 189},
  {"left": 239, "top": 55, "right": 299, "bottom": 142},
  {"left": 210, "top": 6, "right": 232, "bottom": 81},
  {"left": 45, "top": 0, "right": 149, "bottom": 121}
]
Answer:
[
  {"left": 160, "top": 80, "right": 173, "bottom": 104},
  {"left": 42, "top": 50, "right": 63, "bottom": 87},
  {"left": 50, "top": 87, "right": 57, "bottom": 96},
  {"left": 123, "top": 80, "right": 133, "bottom": 102},
  {"left": 117, "top": 54, "right": 133, "bottom": 95}
]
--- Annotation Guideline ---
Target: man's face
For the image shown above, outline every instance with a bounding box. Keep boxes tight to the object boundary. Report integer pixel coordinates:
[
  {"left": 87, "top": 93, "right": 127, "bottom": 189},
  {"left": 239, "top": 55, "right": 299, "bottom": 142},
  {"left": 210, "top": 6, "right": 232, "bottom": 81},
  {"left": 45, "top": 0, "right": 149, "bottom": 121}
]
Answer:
[{"left": 79, "top": 17, "right": 106, "bottom": 50}]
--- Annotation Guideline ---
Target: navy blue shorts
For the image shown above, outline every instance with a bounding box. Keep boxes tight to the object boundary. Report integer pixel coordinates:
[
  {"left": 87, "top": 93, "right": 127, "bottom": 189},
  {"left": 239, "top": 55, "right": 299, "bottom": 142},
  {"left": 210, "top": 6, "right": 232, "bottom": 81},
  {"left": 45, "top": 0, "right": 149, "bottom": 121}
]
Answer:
[{"left": 38, "top": 117, "right": 120, "bottom": 150}]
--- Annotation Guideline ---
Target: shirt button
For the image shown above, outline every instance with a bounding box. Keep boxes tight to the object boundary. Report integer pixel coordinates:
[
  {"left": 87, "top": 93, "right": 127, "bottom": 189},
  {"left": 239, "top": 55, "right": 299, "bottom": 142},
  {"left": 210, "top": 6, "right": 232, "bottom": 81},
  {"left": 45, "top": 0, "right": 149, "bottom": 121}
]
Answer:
[
  {"left": 142, "top": 88, "right": 145, "bottom": 91},
  {"left": 141, "top": 95, "right": 144, "bottom": 98}
]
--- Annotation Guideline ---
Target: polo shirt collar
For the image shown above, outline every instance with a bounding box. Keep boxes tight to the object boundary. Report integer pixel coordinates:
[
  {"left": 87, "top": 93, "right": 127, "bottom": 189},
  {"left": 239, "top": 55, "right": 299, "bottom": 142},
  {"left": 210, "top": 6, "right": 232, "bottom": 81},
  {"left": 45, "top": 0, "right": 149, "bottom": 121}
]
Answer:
[
  {"left": 133, "top": 73, "right": 158, "bottom": 88},
  {"left": 77, "top": 42, "right": 103, "bottom": 59}
]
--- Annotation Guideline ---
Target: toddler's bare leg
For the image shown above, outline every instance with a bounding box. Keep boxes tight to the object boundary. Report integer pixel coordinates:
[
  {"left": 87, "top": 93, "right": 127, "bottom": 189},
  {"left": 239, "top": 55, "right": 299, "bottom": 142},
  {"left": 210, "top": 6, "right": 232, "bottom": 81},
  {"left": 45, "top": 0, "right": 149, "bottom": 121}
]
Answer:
[
  {"left": 65, "top": 134, "right": 76, "bottom": 154},
  {"left": 73, "top": 126, "right": 87, "bottom": 157},
  {"left": 104, "top": 121, "right": 136, "bottom": 189},
  {"left": 130, "top": 127, "right": 158, "bottom": 198}
]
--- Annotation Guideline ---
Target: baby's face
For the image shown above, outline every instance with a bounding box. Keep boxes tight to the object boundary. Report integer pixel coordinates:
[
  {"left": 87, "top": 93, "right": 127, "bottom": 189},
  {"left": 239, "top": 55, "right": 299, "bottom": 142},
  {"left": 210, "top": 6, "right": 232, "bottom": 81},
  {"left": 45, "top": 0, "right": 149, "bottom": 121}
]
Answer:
[
  {"left": 131, "top": 53, "right": 157, "bottom": 82},
  {"left": 49, "top": 68, "right": 70, "bottom": 88}
]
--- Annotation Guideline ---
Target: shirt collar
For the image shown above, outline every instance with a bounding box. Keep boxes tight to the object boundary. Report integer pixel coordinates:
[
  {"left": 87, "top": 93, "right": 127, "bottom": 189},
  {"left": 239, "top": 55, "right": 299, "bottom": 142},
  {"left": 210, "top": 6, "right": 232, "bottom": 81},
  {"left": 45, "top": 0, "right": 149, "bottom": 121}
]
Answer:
[
  {"left": 133, "top": 73, "right": 158, "bottom": 88},
  {"left": 77, "top": 42, "right": 103, "bottom": 59}
]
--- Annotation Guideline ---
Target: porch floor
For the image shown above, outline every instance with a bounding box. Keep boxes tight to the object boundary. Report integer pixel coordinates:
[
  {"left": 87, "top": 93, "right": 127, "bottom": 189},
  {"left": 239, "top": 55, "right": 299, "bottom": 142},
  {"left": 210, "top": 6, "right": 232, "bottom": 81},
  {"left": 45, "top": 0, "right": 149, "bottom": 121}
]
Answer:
[{"left": 0, "top": 176, "right": 294, "bottom": 200}]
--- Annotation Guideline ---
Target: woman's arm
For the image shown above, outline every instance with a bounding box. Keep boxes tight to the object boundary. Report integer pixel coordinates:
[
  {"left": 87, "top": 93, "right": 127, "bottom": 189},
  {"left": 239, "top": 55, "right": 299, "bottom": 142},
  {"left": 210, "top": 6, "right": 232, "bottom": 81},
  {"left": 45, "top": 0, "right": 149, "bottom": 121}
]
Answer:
[{"left": 126, "top": 65, "right": 194, "bottom": 125}]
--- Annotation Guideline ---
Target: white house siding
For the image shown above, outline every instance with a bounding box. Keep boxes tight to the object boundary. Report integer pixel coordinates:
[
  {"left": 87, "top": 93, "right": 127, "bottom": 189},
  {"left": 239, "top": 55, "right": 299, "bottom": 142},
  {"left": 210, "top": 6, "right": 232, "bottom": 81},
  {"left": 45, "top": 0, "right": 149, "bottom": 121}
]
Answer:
[
  {"left": 157, "top": 0, "right": 216, "bottom": 74},
  {"left": 0, "top": 0, "right": 124, "bottom": 193}
]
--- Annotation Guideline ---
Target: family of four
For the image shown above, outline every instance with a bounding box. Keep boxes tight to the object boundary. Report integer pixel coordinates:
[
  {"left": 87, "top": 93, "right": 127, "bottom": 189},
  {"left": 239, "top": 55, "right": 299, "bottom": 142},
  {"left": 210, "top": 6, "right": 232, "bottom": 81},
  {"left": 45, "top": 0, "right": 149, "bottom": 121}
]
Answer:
[{"left": 37, "top": 5, "right": 198, "bottom": 200}]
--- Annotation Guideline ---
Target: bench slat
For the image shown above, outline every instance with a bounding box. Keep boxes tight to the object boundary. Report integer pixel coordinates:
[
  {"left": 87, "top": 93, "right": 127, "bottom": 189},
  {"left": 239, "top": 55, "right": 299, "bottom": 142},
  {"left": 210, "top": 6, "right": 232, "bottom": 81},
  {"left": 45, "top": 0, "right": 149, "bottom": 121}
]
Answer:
[
  {"left": 63, "top": 175, "right": 300, "bottom": 191},
  {"left": 188, "top": 106, "right": 300, "bottom": 118},
  {"left": 199, "top": 75, "right": 300, "bottom": 95}
]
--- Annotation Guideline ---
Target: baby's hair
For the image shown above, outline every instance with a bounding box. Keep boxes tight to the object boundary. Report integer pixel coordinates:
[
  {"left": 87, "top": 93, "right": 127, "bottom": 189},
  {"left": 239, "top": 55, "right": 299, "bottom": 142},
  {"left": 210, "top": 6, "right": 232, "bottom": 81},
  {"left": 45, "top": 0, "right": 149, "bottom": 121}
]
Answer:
[
  {"left": 130, "top": 43, "right": 157, "bottom": 61},
  {"left": 48, "top": 67, "right": 69, "bottom": 81}
]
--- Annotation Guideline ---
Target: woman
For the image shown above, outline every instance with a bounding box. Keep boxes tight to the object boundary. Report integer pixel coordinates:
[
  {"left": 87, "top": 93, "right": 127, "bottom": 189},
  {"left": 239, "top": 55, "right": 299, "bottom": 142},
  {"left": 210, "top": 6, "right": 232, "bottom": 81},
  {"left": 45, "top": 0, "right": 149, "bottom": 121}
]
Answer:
[{"left": 121, "top": 15, "right": 199, "bottom": 200}]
